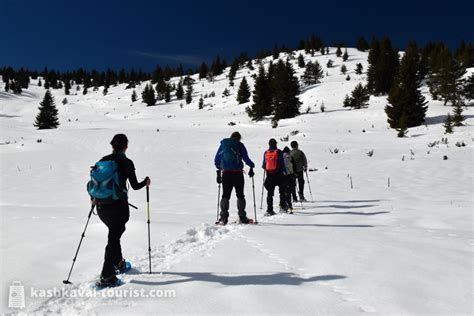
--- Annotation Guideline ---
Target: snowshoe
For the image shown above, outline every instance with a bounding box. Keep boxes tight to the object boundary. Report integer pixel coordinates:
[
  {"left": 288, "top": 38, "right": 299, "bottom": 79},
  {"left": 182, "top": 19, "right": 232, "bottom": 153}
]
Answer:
[
  {"left": 115, "top": 259, "right": 132, "bottom": 274},
  {"left": 288, "top": 208, "right": 294, "bottom": 214},
  {"left": 264, "top": 210, "right": 276, "bottom": 217},
  {"left": 239, "top": 217, "right": 254, "bottom": 224},
  {"left": 95, "top": 275, "right": 123, "bottom": 289}
]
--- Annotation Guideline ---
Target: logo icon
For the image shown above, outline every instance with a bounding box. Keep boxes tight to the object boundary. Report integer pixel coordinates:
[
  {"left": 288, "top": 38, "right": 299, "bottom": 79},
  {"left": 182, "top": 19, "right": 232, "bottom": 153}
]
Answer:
[{"left": 8, "top": 281, "right": 25, "bottom": 309}]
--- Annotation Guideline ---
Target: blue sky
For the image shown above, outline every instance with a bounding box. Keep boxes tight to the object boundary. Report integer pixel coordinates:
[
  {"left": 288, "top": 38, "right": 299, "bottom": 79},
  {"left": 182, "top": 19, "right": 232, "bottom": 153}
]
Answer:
[{"left": 1, "top": 0, "right": 472, "bottom": 71}]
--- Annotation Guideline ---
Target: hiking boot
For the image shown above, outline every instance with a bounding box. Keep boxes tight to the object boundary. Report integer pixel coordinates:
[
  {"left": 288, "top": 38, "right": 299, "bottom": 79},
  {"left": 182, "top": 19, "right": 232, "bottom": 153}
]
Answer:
[
  {"left": 215, "top": 217, "right": 228, "bottom": 225},
  {"left": 239, "top": 217, "right": 254, "bottom": 224},
  {"left": 115, "top": 259, "right": 131, "bottom": 274}
]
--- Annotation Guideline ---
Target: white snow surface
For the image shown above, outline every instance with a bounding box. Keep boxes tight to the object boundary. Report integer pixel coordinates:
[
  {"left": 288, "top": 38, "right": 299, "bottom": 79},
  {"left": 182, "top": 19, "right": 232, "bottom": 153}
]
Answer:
[{"left": 0, "top": 48, "right": 473, "bottom": 315}]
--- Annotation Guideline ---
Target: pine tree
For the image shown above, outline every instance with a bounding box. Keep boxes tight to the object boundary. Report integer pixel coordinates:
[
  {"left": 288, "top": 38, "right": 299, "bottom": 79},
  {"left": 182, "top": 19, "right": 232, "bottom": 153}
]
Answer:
[
  {"left": 228, "top": 59, "right": 239, "bottom": 87},
  {"left": 164, "top": 84, "right": 171, "bottom": 103},
  {"left": 83, "top": 86, "right": 88, "bottom": 95},
  {"left": 237, "top": 77, "right": 251, "bottom": 104},
  {"left": 34, "top": 90, "right": 60, "bottom": 129},
  {"left": 62, "top": 97, "right": 68, "bottom": 105},
  {"left": 131, "top": 90, "right": 137, "bottom": 102},
  {"left": 155, "top": 79, "right": 167, "bottom": 100},
  {"left": 355, "top": 63, "right": 363, "bottom": 75},
  {"left": 356, "top": 37, "right": 370, "bottom": 51},
  {"left": 141, "top": 84, "right": 156, "bottom": 106},
  {"left": 5, "top": 79, "right": 10, "bottom": 92},
  {"left": 199, "top": 96, "right": 204, "bottom": 109},
  {"left": 103, "top": 85, "right": 108, "bottom": 96},
  {"left": 343, "top": 83, "right": 370, "bottom": 109},
  {"left": 64, "top": 80, "right": 71, "bottom": 95},
  {"left": 222, "top": 88, "right": 230, "bottom": 97},
  {"left": 443, "top": 113, "right": 453, "bottom": 133},
  {"left": 367, "top": 37, "right": 399, "bottom": 95},
  {"left": 320, "top": 46, "right": 325, "bottom": 55},
  {"left": 185, "top": 82, "right": 193, "bottom": 104},
  {"left": 326, "top": 60, "right": 333, "bottom": 68},
  {"left": 463, "top": 74, "right": 474, "bottom": 104},
  {"left": 340, "top": 64, "right": 347, "bottom": 74},
  {"left": 342, "top": 49, "right": 349, "bottom": 61},
  {"left": 246, "top": 65, "right": 272, "bottom": 120},
  {"left": 336, "top": 46, "right": 342, "bottom": 57},
  {"left": 176, "top": 80, "right": 184, "bottom": 100},
  {"left": 302, "top": 61, "right": 324, "bottom": 85},
  {"left": 38, "top": 78, "right": 42, "bottom": 87},
  {"left": 386, "top": 42, "right": 427, "bottom": 128},
  {"left": 272, "top": 60, "right": 301, "bottom": 121},
  {"left": 199, "top": 62, "right": 209, "bottom": 80},
  {"left": 297, "top": 54, "right": 305, "bottom": 68},
  {"left": 452, "top": 103, "right": 464, "bottom": 126}
]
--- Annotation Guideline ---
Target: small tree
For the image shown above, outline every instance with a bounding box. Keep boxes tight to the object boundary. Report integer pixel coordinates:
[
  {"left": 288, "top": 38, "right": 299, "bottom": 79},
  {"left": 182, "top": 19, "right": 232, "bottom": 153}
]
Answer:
[
  {"left": 131, "top": 90, "right": 137, "bottom": 102},
  {"left": 302, "top": 61, "right": 324, "bottom": 86},
  {"left": 343, "top": 83, "right": 370, "bottom": 109},
  {"left": 142, "top": 84, "right": 156, "bottom": 106},
  {"left": 340, "top": 64, "right": 347, "bottom": 74},
  {"left": 222, "top": 88, "right": 230, "bottom": 97},
  {"left": 326, "top": 60, "right": 333, "bottom": 68},
  {"left": 355, "top": 63, "right": 363, "bottom": 75},
  {"left": 185, "top": 82, "right": 193, "bottom": 104},
  {"left": 237, "top": 77, "right": 251, "bottom": 104},
  {"left": 336, "top": 46, "right": 342, "bottom": 57},
  {"left": 103, "top": 86, "right": 108, "bottom": 96},
  {"left": 452, "top": 103, "right": 465, "bottom": 126},
  {"left": 176, "top": 80, "right": 184, "bottom": 100},
  {"left": 83, "top": 86, "right": 88, "bottom": 95},
  {"left": 342, "top": 49, "right": 349, "bottom": 61},
  {"left": 297, "top": 54, "right": 305, "bottom": 68},
  {"left": 443, "top": 113, "right": 453, "bottom": 133},
  {"left": 199, "top": 96, "right": 204, "bottom": 109},
  {"left": 164, "top": 84, "right": 171, "bottom": 103},
  {"left": 34, "top": 90, "right": 60, "bottom": 129}
]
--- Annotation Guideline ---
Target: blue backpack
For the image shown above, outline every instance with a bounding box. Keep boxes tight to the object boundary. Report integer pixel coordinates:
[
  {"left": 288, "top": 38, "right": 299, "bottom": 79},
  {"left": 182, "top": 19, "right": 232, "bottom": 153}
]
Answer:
[
  {"left": 220, "top": 138, "right": 242, "bottom": 170},
  {"left": 87, "top": 160, "right": 126, "bottom": 203}
]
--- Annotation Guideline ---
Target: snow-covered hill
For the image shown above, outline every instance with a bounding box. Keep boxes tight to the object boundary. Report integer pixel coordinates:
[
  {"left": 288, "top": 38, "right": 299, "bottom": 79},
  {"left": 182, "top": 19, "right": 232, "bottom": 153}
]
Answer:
[{"left": 0, "top": 48, "right": 473, "bottom": 315}]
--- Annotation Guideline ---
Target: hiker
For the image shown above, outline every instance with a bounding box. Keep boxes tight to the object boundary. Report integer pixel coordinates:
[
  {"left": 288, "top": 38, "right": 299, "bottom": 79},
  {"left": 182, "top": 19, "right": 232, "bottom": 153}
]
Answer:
[
  {"left": 92, "top": 134, "right": 150, "bottom": 287},
  {"left": 282, "top": 146, "right": 295, "bottom": 214},
  {"left": 214, "top": 131, "right": 255, "bottom": 225},
  {"left": 263, "top": 138, "right": 287, "bottom": 216},
  {"left": 290, "top": 141, "right": 308, "bottom": 202}
]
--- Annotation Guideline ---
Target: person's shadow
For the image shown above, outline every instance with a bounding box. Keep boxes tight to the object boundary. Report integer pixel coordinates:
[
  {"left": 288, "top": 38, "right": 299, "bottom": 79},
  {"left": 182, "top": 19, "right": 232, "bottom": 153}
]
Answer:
[{"left": 129, "top": 272, "right": 346, "bottom": 287}]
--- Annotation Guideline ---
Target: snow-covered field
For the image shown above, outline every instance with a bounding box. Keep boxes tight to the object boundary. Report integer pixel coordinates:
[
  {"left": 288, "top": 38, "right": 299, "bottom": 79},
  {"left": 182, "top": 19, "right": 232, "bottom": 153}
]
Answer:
[{"left": 1, "top": 49, "right": 473, "bottom": 315}]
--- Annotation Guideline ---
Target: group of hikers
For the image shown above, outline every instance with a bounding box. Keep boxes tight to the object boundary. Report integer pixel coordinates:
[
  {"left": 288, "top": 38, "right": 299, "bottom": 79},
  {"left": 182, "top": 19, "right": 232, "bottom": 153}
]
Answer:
[
  {"left": 86, "top": 132, "right": 308, "bottom": 287},
  {"left": 214, "top": 131, "right": 308, "bottom": 225}
]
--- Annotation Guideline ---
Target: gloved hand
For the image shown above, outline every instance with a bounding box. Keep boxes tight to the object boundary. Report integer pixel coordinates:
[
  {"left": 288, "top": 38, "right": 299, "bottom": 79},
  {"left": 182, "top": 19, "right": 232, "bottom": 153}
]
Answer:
[
  {"left": 145, "top": 177, "right": 151, "bottom": 186},
  {"left": 248, "top": 168, "right": 255, "bottom": 178},
  {"left": 303, "top": 166, "right": 308, "bottom": 172},
  {"left": 216, "top": 170, "right": 222, "bottom": 184}
]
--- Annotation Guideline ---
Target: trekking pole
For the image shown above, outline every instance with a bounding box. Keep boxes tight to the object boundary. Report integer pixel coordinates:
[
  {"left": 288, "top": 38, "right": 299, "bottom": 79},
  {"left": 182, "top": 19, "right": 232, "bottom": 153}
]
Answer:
[
  {"left": 259, "top": 171, "right": 266, "bottom": 209},
  {"left": 216, "top": 183, "right": 221, "bottom": 221},
  {"left": 252, "top": 177, "right": 258, "bottom": 224},
  {"left": 63, "top": 205, "right": 95, "bottom": 284},
  {"left": 146, "top": 186, "right": 152, "bottom": 274},
  {"left": 305, "top": 170, "right": 314, "bottom": 202}
]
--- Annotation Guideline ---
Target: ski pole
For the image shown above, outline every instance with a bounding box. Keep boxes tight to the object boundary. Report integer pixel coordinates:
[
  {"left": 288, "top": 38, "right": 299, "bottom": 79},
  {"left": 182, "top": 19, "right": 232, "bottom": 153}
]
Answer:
[
  {"left": 259, "top": 171, "right": 266, "bottom": 209},
  {"left": 252, "top": 177, "right": 258, "bottom": 224},
  {"left": 63, "top": 205, "right": 95, "bottom": 284},
  {"left": 216, "top": 182, "right": 221, "bottom": 221},
  {"left": 305, "top": 170, "right": 314, "bottom": 202},
  {"left": 146, "top": 186, "right": 152, "bottom": 274}
]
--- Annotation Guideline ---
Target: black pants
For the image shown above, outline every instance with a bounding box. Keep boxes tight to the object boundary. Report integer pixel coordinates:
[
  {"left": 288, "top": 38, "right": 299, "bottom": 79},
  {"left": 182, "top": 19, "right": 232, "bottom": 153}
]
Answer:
[
  {"left": 97, "top": 200, "right": 130, "bottom": 278},
  {"left": 289, "top": 174, "right": 297, "bottom": 202},
  {"left": 296, "top": 171, "right": 305, "bottom": 199},
  {"left": 283, "top": 175, "right": 293, "bottom": 209},
  {"left": 220, "top": 172, "right": 247, "bottom": 219},
  {"left": 264, "top": 172, "right": 285, "bottom": 212}
]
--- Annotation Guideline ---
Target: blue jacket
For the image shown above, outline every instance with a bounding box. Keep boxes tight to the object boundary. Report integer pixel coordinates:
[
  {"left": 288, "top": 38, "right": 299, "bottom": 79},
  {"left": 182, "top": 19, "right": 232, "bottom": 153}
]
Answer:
[
  {"left": 215, "top": 138, "right": 255, "bottom": 171},
  {"left": 262, "top": 146, "right": 287, "bottom": 174}
]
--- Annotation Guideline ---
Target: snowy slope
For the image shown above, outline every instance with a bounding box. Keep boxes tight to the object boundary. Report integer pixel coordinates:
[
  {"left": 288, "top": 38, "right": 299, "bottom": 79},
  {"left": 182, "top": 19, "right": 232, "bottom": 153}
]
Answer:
[{"left": 0, "top": 48, "right": 473, "bottom": 315}]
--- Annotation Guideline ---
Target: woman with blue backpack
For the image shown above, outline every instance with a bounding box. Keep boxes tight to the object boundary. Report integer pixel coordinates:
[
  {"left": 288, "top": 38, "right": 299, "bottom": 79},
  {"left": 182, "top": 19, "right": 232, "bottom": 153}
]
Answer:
[{"left": 88, "top": 134, "right": 150, "bottom": 287}]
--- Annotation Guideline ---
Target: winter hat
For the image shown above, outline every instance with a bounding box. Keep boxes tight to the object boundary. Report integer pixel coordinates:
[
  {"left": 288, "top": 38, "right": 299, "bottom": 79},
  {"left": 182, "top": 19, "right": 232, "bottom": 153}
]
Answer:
[
  {"left": 231, "top": 131, "right": 242, "bottom": 140},
  {"left": 283, "top": 146, "right": 290, "bottom": 153},
  {"left": 269, "top": 138, "right": 277, "bottom": 147}
]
